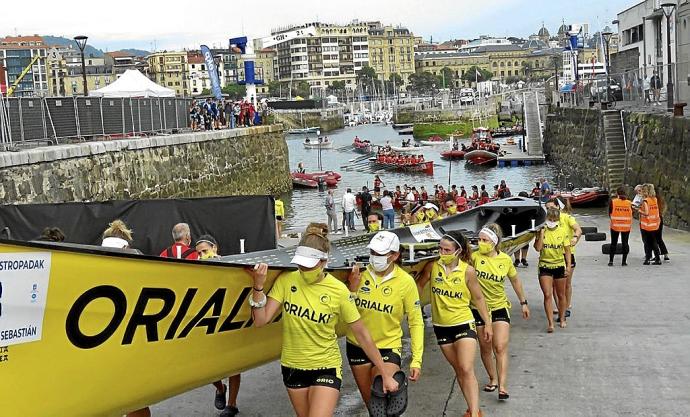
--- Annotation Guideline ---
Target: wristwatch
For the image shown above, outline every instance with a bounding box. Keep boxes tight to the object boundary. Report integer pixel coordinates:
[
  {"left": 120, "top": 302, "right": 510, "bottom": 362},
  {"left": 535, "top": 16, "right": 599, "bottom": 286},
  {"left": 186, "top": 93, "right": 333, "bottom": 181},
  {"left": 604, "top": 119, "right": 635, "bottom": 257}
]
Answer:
[{"left": 520, "top": 300, "right": 528, "bottom": 306}]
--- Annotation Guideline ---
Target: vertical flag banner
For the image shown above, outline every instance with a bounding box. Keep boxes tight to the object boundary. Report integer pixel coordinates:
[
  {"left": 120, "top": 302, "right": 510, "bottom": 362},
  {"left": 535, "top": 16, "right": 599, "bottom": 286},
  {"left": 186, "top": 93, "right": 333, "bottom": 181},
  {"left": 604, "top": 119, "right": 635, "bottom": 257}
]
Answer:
[{"left": 200, "top": 45, "right": 223, "bottom": 100}]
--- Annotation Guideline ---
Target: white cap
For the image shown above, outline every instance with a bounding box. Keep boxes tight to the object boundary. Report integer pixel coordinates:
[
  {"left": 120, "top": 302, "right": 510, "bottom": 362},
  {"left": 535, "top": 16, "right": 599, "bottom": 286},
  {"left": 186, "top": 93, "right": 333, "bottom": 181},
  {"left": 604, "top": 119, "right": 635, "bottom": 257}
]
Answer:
[
  {"left": 101, "top": 237, "right": 129, "bottom": 249},
  {"left": 367, "top": 231, "right": 400, "bottom": 255},
  {"left": 290, "top": 246, "right": 328, "bottom": 268},
  {"left": 423, "top": 203, "right": 439, "bottom": 211}
]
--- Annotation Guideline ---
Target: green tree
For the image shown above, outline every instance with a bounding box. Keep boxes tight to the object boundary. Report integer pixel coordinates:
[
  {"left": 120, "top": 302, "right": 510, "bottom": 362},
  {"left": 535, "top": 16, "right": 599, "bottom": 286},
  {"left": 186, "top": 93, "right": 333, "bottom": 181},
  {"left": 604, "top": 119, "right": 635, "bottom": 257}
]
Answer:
[
  {"left": 294, "top": 80, "right": 311, "bottom": 98},
  {"left": 386, "top": 73, "right": 404, "bottom": 91},
  {"left": 356, "top": 65, "right": 378, "bottom": 94},
  {"left": 408, "top": 71, "right": 437, "bottom": 94},
  {"left": 268, "top": 80, "right": 290, "bottom": 97},
  {"left": 461, "top": 66, "right": 493, "bottom": 84},
  {"left": 437, "top": 67, "right": 456, "bottom": 89},
  {"left": 327, "top": 80, "right": 347, "bottom": 98},
  {"left": 222, "top": 84, "right": 246, "bottom": 100}
]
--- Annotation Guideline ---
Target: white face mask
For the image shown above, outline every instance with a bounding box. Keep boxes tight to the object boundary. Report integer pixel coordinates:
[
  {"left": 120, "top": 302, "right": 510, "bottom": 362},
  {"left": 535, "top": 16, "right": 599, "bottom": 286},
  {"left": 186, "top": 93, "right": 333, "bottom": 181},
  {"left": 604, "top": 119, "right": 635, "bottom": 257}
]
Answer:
[
  {"left": 369, "top": 254, "right": 390, "bottom": 272},
  {"left": 546, "top": 220, "right": 559, "bottom": 229}
]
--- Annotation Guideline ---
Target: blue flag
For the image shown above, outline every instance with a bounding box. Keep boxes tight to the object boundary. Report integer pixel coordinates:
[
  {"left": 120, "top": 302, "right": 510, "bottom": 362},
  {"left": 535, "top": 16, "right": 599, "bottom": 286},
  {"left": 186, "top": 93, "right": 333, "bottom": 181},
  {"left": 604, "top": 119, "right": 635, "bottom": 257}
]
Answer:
[{"left": 200, "top": 45, "right": 223, "bottom": 100}]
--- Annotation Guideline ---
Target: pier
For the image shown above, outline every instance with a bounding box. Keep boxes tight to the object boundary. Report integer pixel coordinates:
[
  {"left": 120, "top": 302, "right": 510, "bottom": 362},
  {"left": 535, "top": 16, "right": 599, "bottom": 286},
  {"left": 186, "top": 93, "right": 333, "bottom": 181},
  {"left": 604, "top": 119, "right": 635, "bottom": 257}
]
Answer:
[
  {"left": 150, "top": 211, "right": 690, "bottom": 416},
  {"left": 498, "top": 90, "right": 546, "bottom": 167}
]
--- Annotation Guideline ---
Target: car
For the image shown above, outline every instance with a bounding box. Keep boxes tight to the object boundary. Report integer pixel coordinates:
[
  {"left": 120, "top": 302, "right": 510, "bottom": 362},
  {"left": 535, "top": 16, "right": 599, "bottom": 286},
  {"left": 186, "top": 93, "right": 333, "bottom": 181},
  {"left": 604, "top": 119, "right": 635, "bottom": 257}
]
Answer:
[{"left": 588, "top": 76, "right": 623, "bottom": 102}]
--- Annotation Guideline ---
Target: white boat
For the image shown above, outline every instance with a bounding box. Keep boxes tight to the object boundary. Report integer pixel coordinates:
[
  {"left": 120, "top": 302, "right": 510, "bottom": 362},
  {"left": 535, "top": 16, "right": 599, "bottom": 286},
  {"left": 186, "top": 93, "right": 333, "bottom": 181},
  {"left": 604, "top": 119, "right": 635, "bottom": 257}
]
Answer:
[
  {"left": 288, "top": 127, "right": 321, "bottom": 134},
  {"left": 419, "top": 140, "right": 449, "bottom": 146},
  {"left": 303, "top": 139, "right": 333, "bottom": 149},
  {"left": 390, "top": 145, "right": 425, "bottom": 152}
]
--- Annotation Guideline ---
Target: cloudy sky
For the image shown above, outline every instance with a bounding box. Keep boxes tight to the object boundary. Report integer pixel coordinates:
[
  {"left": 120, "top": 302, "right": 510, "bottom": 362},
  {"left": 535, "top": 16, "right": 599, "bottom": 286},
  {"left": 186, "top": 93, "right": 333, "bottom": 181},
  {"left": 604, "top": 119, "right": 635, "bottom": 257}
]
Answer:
[{"left": 3, "top": 0, "right": 634, "bottom": 52}]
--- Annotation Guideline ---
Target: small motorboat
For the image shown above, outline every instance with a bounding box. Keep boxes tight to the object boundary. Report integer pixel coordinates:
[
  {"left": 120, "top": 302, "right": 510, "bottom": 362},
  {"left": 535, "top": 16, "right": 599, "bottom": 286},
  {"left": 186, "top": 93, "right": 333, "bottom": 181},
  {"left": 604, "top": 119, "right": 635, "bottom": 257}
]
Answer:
[
  {"left": 352, "top": 138, "right": 374, "bottom": 154},
  {"left": 558, "top": 187, "right": 610, "bottom": 207},
  {"left": 392, "top": 123, "right": 413, "bottom": 129},
  {"left": 465, "top": 149, "right": 498, "bottom": 166},
  {"left": 292, "top": 171, "right": 340, "bottom": 187},
  {"left": 287, "top": 126, "right": 320, "bottom": 134},
  {"left": 303, "top": 138, "right": 333, "bottom": 149},
  {"left": 398, "top": 127, "right": 414, "bottom": 135},
  {"left": 292, "top": 176, "right": 318, "bottom": 188},
  {"left": 440, "top": 149, "right": 466, "bottom": 160},
  {"left": 391, "top": 145, "right": 424, "bottom": 152},
  {"left": 419, "top": 136, "right": 448, "bottom": 146}
]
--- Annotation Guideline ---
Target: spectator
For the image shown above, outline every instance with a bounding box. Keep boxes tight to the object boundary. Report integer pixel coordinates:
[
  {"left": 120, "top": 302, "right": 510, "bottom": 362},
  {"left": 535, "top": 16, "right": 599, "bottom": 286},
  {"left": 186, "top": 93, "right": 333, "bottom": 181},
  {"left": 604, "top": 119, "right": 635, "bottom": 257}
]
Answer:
[
  {"left": 195, "top": 234, "right": 242, "bottom": 417},
  {"left": 540, "top": 177, "right": 552, "bottom": 202},
  {"left": 650, "top": 70, "right": 662, "bottom": 105},
  {"left": 367, "top": 212, "right": 384, "bottom": 232},
  {"left": 159, "top": 223, "right": 199, "bottom": 260},
  {"left": 498, "top": 180, "right": 511, "bottom": 199},
  {"left": 342, "top": 188, "right": 357, "bottom": 231},
  {"left": 225, "top": 100, "right": 235, "bottom": 129},
  {"left": 325, "top": 189, "right": 339, "bottom": 234},
  {"left": 36, "top": 227, "right": 65, "bottom": 242},
  {"left": 380, "top": 190, "right": 395, "bottom": 229},
  {"left": 101, "top": 220, "right": 133, "bottom": 249},
  {"left": 643, "top": 75, "right": 651, "bottom": 104}
]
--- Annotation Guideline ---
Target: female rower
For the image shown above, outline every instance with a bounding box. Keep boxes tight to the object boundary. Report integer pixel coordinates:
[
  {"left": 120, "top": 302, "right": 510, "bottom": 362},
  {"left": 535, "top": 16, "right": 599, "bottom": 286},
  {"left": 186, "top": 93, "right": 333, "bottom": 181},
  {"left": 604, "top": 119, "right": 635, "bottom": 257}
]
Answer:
[
  {"left": 346, "top": 231, "right": 424, "bottom": 406},
  {"left": 196, "top": 235, "right": 242, "bottom": 417},
  {"left": 471, "top": 224, "right": 530, "bottom": 400},
  {"left": 417, "top": 231, "right": 492, "bottom": 417},
  {"left": 534, "top": 207, "right": 572, "bottom": 332},
  {"left": 247, "top": 223, "right": 398, "bottom": 417},
  {"left": 546, "top": 197, "right": 581, "bottom": 319}
]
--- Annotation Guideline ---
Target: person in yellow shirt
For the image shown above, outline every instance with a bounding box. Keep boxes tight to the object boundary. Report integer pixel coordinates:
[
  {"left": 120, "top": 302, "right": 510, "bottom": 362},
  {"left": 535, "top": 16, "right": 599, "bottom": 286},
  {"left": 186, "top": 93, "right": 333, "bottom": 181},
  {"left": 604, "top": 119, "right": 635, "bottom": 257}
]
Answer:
[
  {"left": 546, "top": 197, "right": 581, "bottom": 320},
  {"left": 247, "top": 223, "right": 398, "bottom": 417},
  {"left": 275, "top": 195, "right": 285, "bottom": 240},
  {"left": 442, "top": 199, "right": 459, "bottom": 218},
  {"left": 345, "top": 231, "right": 424, "bottom": 407},
  {"left": 417, "top": 230, "right": 492, "bottom": 417},
  {"left": 534, "top": 207, "right": 572, "bottom": 333},
  {"left": 471, "top": 223, "right": 530, "bottom": 401}
]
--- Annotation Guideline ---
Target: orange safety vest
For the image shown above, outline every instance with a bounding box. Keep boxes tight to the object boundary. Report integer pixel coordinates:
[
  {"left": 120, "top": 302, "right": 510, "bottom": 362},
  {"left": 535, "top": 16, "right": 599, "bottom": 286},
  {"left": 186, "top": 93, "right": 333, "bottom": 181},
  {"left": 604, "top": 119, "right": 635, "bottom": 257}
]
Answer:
[
  {"left": 640, "top": 197, "right": 660, "bottom": 231},
  {"left": 610, "top": 198, "right": 633, "bottom": 232}
]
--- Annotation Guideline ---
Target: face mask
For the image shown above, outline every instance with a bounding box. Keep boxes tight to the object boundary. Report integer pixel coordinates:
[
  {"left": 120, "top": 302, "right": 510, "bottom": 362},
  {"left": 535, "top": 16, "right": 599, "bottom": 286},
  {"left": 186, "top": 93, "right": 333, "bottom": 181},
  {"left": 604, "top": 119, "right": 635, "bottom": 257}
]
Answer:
[
  {"left": 300, "top": 267, "right": 323, "bottom": 285},
  {"left": 426, "top": 210, "right": 437, "bottom": 219},
  {"left": 546, "top": 220, "right": 559, "bottom": 229},
  {"left": 369, "top": 254, "right": 390, "bottom": 272},
  {"left": 447, "top": 206, "right": 458, "bottom": 215},
  {"left": 369, "top": 222, "right": 380, "bottom": 232},
  {"left": 200, "top": 251, "right": 216, "bottom": 260},
  {"left": 478, "top": 241, "right": 494, "bottom": 255},
  {"left": 439, "top": 252, "right": 457, "bottom": 265}
]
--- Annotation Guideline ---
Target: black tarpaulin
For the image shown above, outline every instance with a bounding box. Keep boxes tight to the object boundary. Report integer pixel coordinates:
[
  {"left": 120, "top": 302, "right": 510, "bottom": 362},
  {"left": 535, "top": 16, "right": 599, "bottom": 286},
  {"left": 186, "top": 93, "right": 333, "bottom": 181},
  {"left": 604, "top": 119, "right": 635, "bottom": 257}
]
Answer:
[{"left": 0, "top": 196, "right": 276, "bottom": 255}]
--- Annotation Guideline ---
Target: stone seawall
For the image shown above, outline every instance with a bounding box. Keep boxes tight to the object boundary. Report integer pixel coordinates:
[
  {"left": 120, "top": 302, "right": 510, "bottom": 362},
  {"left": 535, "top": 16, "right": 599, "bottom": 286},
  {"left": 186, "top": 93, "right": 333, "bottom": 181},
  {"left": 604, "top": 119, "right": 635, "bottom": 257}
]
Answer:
[
  {"left": 545, "top": 107, "right": 690, "bottom": 230},
  {"left": 0, "top": 125, "right": 292, "bottom": 204}
]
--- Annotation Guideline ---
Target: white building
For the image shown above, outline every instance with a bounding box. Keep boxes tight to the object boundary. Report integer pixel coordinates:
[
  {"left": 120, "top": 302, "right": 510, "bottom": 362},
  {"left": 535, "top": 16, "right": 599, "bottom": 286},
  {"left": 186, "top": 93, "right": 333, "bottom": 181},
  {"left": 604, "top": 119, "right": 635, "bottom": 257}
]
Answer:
[
  {"left": 460, "top": 37, "right": 513, "bottom": 53},
  {"left": 561, "top": 49, "right": 606, "bottom": 85}
]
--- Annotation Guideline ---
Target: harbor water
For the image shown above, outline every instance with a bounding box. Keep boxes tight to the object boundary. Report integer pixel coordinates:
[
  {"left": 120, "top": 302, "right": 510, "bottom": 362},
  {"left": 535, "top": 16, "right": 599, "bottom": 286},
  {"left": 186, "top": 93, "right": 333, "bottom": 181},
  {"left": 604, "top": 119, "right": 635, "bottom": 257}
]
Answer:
[{"left": 281, "top": 124, "right": 555, "bottom": 231}]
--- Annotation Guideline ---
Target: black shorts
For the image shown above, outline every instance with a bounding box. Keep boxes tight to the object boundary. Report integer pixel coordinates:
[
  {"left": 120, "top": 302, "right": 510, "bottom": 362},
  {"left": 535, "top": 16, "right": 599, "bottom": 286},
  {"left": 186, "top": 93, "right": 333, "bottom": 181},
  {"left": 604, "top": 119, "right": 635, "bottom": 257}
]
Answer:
[
  {"left": 276, "top": 216, "right": 284, "bottom": 221},
  {"left": 539, "top": 266, "right": 567, "bottom": 279},
  {"left": 374, "top": 186, "right": 381, "bottom": 193},
  {"left": 281, "top": 366, "right": 341, "bottom": 390},
  {"left": 346, "top": 342, "right": 401, "bottom": 366},
  {"left": 433, "top": 322, "right": 477, "bottom": 345},
  {"left": 471, "top": 307, "right": 511, "bottom": 326}
]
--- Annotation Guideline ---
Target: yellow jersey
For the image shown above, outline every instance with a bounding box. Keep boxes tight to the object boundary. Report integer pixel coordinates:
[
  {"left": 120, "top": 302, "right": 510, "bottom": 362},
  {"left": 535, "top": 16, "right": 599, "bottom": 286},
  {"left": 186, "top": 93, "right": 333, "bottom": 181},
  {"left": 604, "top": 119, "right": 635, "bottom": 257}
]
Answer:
[
  {"left": 429, "top": 260, "right": 474, "bottom": 326},
  {"left": 559, "top": 212, "right": 578, "bottom": 254},
  {"left": 268, "top": 270, "right": 360, "bottom": 375},
  {"left": 346, "top": 264, "right": 424, "bottom": 369},
  {"left": 275, "top": 199, "right": 285, "bottom": 218},
  {"left": 471, "top": 251, "right": 517, "bottom": 311},
  {"left": 538, "top": 226, "right": 571, "bottom": 268}
]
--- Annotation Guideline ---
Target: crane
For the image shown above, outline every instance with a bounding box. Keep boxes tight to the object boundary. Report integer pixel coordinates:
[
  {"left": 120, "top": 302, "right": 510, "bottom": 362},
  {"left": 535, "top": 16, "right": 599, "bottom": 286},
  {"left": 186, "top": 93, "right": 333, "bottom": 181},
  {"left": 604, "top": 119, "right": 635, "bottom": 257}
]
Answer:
[{"left": 6, "top": 54, "right": 42, "bottom": 96}]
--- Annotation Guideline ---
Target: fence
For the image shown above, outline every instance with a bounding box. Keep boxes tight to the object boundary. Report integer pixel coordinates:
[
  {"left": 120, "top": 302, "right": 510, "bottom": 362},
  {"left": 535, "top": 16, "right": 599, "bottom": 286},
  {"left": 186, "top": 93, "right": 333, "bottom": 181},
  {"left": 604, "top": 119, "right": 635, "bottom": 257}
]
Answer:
[{"left": 0, "top": 96, "right": 194, "bottom": 149}]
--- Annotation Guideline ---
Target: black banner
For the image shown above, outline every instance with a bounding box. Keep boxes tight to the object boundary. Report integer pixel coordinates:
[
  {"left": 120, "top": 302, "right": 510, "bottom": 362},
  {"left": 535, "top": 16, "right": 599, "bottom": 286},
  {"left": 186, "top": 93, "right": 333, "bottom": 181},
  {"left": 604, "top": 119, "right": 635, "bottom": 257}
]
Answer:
[{"left": 0, "top": 196, "right": 276, "bottom": 255}]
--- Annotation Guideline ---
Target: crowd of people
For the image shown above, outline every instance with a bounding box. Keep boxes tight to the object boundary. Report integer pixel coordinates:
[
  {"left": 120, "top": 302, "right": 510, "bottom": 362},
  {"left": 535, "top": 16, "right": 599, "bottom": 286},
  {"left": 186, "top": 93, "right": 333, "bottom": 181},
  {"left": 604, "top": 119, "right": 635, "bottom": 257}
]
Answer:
[{"left": 189, "top": 98, "right": 268, "bottom": 131}]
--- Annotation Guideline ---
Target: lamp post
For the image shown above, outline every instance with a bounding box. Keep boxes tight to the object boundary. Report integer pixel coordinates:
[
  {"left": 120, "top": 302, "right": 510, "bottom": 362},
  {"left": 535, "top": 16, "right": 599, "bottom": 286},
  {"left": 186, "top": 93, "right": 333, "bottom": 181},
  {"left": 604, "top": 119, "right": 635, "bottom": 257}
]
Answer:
[
  {"left": 602, "top": 30, "right": 613, "bottom": 107},
  {"left": 661, "top": 2, "right": 676, "bottom": 112},
  {"left": 73, "top": 35, "right": 88, "bottom": 96}
]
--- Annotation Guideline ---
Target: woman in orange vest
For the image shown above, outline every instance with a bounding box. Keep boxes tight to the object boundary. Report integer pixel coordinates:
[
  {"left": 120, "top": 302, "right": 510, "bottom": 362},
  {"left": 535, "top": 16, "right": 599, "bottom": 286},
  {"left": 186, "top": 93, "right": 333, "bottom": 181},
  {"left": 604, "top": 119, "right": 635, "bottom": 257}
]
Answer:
[
  {"left": 608, "top": 186, "right": 633, "bottom": 266},
  {"left": 637, "top": 184, "right": 662, "bottom": 265}
]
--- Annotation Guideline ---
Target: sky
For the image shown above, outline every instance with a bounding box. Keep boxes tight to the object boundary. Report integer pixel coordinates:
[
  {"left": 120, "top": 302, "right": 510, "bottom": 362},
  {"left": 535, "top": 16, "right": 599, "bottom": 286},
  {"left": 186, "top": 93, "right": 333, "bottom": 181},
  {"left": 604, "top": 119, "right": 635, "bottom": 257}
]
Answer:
[{"left": 2, "top": 0, "right": 635, "bottom": 52}]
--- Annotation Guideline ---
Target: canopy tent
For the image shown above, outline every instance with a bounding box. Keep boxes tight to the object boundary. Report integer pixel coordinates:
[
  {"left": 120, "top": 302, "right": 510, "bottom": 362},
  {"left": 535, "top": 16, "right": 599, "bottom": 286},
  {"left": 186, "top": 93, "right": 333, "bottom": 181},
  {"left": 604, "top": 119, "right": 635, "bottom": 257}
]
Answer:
[{"left": 90, "top": 69, "right": 175, "bottom": 98}]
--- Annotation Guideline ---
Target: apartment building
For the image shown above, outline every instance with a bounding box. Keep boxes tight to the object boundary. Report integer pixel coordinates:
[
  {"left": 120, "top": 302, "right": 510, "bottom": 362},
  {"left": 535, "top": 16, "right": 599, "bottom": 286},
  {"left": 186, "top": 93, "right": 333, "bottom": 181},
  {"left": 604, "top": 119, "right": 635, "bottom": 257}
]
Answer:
[
  {"left": 0, "top": 35, "right": 49, "bottom": 97},
  {"left": 146, "top": 51, "right": 187, "bottom": 96},
  {"left": 270, "top": 21, "right": 369, "bottom": 96},
  {"left": 367, "top": 23, "right": 416, "bottom": 88},
  {"left": 104, "top": 51, "right": 140, "bottom": 75}
]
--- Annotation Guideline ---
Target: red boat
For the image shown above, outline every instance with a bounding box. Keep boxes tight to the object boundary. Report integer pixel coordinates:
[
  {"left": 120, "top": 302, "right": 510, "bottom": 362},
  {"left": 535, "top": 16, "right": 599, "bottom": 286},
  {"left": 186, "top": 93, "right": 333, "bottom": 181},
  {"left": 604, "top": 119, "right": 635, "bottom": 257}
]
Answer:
[
  {"left": 558, "top": 187, "right": 609, "bottom": 207},
  {"left": 291, "top": 171, "right": 341, "bottom": 187},
  {"left": 369, "top": 157, "right": 434, "bottom": 175},
  {"left": 440, "top": 149, "right": 467, "bottom": 160},
  {"left": 464, "top": 149, "right": 498, "bottom": 166},
  {"left": 352, "top": 138, "right": 374, "bottom": 154},
  {"left": 292, "top": 176, "right": 318, "bottom": 188}
]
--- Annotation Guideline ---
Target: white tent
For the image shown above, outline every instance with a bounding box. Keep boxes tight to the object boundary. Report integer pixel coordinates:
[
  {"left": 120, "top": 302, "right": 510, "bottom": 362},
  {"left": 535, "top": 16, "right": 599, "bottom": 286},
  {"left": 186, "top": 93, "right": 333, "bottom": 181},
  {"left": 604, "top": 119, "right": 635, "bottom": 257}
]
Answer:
[{"left": 90, "top": 69, "right": 175, "bottom": 98}]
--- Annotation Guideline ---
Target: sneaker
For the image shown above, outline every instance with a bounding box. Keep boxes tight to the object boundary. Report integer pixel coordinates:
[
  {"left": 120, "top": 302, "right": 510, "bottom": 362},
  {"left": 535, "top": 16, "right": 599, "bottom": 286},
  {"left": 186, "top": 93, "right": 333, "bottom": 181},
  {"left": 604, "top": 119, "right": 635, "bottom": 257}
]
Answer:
[
  {"left": 622, "top": 261, "right": 628, "bottom": 266},
  {"left": 608, "top": 262, "right": 613, "bottom": 266},
  {"left": 513, "top": 259, "right": 520, "bottom": 267},
  {"left": 521, "top": 259, "right": 529, "bottom": 267},
  {"left": 664, "top": 255, "right": 670, "bottom": 261},
  {"left": 214, "top": 384, "right": 227, "bottom": 410},
  {"left": 643, "top": 259, "right": 650, "bottom": 265},
  {"left": 220, "top": 406, "right": 239, "bottom": 417},
  {"left": 652, "top": 259, "right": 662, "bottom": 265}
]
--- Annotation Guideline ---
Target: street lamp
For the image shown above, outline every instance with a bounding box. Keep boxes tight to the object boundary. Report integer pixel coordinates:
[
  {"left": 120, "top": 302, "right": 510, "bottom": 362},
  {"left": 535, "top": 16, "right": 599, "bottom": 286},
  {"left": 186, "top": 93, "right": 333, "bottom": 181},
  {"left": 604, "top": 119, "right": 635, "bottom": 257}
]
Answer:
[
  {"left": 602, "top": 30, "right": 613, "bottom": 107},
  {"left": 73, "top": 35, "right": 88, "bottom": 96},
  {"left": 661, "top": 2, "right": 676, "bottom": 112}
]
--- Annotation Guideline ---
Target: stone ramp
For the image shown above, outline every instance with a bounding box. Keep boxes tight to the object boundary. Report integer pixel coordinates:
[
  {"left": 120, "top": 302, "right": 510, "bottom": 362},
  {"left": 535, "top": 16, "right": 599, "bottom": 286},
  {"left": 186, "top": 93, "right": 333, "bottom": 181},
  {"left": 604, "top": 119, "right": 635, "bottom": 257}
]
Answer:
[{"left": 523, "top": 91, "right": 544, "bottom": 157}]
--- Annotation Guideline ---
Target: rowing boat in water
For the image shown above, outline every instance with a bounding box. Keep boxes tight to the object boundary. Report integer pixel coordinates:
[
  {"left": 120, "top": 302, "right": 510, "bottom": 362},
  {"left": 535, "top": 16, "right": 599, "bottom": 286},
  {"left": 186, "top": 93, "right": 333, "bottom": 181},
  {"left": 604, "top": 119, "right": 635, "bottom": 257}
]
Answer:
[
  {"left": 465, "top": 149, "right": 498, "bottom": 166},
  {"left": 303, "top": 139, "right": 333, "bottom": 149},
  {"left": 369, "top": 157, "right": 434, "bottom": 175},
  {"left": 0, "top": 197, "right": 543, "bottom": 416}
]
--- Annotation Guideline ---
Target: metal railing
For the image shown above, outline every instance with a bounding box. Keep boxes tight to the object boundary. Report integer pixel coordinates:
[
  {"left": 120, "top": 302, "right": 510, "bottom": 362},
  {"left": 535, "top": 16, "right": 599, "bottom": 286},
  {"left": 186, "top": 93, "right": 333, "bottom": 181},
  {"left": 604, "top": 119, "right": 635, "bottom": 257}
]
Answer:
[{"left": 1, "top": 96, "right": 194, "bottom": 149}]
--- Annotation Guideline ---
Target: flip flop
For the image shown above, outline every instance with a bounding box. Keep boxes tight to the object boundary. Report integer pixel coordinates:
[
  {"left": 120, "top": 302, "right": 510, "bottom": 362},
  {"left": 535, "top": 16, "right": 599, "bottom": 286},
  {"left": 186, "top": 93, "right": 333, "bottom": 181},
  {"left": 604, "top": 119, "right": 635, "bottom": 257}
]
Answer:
[
  {"left": 547, "top": 326, "right": 554, "bottom": 333},
  {"left": 368, "top": 375, "right": 387, "bottom": 417},
  {"left": 483, "top": 384, "right": 498, "bottom": 392},
  {"left": 498, "top": 389, "right": 510, "bottom": 400},
  {"left": 386, "top": 371, "right": 408, "bottom": 416}
]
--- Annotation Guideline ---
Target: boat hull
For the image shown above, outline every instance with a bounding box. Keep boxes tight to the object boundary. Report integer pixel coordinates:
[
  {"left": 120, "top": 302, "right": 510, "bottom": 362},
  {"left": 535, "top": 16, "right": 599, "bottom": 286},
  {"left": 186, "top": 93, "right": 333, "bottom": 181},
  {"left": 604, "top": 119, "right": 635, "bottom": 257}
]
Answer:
[
  {"left": 440, "top": 150, "right": 466, "bottom": 160},
  {"left": 559, "top": 188, "right": 610, "bottom": 207},
  {"left": 465, "top": 149, "right": 497, "bottom": 166},
  {"left": 369, "top": 158, "right": 434, "bottom": 175}
]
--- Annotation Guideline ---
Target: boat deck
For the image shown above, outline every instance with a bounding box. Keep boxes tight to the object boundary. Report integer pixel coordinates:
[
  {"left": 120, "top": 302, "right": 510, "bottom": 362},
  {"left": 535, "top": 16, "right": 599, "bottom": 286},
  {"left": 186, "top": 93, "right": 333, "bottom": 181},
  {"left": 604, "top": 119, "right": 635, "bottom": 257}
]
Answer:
[{"left": 497, "top": 140, "right": 546, "bottom": 167}]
